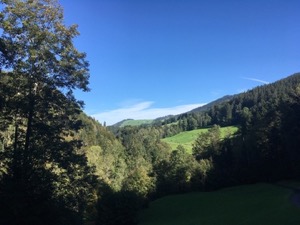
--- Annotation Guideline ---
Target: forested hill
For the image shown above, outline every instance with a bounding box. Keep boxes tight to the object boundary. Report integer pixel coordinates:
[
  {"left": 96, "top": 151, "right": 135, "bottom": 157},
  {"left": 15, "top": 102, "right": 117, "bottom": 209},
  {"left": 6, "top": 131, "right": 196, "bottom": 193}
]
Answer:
[
  {"left": 105, "top": 72, "right": 300, "bottom": 188},
  {"left": 110, "top": 95, "right": 234, "bottom": 128},
  {"left": 120, "top": 73, "right": 300, "bottom": 130},
  {"left": 216, "top": 72, "right": 300, "bottom": 126},
  {"left": 69, "top": 72, "right": 300, "bottom": 223},
  {"left": 149, "top": 73, "right": 300, "bottom": 137},
  {"left": 188, "top": 95, "right": 233, "bottom": 113},
  {"left": 46, "top": 72, "right": 300, "bottom": 223},
  {"left": 1, "top": 0, "right": 299, "bottom": 224},
  {"left": 2, "top": 68, "right": 300, "bottom": 225},
  {"left": 107, "top": 72, "right": 300, "bottom": 191}
]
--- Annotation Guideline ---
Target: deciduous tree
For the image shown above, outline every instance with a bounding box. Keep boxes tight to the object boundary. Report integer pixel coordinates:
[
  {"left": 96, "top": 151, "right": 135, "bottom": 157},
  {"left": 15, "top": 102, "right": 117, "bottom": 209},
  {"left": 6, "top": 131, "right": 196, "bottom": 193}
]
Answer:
[{"left": 0, "top": 0, "right": 95, "bottom": 224}]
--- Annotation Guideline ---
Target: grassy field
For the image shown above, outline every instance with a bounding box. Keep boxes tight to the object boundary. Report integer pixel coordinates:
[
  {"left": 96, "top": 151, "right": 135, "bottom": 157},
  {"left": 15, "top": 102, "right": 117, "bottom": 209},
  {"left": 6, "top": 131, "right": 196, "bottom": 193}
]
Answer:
[
  {"left": 138, "top": 182, "right": 300, "bottom": 225},
  {"left": 161, "top": 126, "right": 238, "bottom": 153},
  {"left": 119, "top": 119, "right": 153, "bottom": 127}
]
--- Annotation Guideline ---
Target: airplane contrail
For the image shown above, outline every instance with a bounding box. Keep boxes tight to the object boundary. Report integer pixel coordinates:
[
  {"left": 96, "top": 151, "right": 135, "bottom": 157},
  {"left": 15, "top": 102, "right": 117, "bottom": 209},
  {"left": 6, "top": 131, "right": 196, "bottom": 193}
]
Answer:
[{"left": 242, "top": 77, "right": 269, "bottom": 84}]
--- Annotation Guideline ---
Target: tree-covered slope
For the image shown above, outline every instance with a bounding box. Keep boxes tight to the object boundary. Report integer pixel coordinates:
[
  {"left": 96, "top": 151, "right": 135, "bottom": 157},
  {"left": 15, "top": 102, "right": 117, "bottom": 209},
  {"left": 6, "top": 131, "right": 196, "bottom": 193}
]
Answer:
[
  {"left": 189, "top": 95, "right": 234, "bottom": 113},
  {"left": 152, "top": 73, "right": 300, "bottom": 136}
]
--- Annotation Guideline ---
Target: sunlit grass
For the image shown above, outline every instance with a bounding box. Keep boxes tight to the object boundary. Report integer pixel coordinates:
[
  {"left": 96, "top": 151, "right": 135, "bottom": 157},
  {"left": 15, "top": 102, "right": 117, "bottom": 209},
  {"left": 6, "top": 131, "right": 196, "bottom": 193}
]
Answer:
[
  {"left": 119, "top": 119, "right": 153, "bottom": 127},
  {"left": 162, "top": 126, "right": 238, "bottom": 153}
]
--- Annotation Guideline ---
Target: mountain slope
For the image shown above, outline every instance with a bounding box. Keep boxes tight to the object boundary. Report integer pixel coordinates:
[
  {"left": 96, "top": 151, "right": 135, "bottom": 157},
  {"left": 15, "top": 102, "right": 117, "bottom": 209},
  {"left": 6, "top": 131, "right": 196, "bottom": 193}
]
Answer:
[
  {"left": 189, "top": 95, "right": 234, "bottom": 113},
  {"left": 159, "top": 73, "right": 300, "bottom": 129}
]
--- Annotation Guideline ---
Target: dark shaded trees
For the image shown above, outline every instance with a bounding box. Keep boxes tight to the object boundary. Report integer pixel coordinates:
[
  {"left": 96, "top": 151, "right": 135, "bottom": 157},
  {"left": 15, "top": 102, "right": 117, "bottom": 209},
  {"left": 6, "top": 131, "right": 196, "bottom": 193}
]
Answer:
[
  {"left": 0, "top": 0, "right": 95, "bottom": 224},
  {"left": 280, "top": 85, "right": 300, "bottom": 178},
  {"left": 96, "top": 186, "right": 145, "bottom": 225}
]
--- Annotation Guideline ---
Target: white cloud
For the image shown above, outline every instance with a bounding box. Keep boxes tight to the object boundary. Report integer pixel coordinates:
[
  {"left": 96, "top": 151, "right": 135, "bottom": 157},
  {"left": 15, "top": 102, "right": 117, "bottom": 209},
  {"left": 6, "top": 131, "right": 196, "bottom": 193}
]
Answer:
[
  {"left": 242, "top": 77, "right": 269, "bottom": 84},
  {"left": 91, "top": 101, "right": 206, "bottom": 125}
]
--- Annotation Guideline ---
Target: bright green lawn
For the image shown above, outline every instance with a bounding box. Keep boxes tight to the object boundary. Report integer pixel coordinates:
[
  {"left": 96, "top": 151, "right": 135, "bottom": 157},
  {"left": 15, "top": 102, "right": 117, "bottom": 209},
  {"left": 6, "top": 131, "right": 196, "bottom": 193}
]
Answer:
[
  {"left": 162, "top": 126, "right": 238, "bottom": 153},
  {"left": 138, "top": 182, "right": 300, "bottom": 225}
]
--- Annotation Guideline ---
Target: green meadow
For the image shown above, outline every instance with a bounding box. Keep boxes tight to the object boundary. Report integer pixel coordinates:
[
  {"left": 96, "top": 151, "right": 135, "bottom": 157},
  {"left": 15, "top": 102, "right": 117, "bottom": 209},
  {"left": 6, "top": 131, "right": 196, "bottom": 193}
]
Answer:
[
  {"left": 139, "top": 182, "right": 300, "bottom": 225},
  {"left": 119, "top": 119, "right": 154, "bottom": 127},
  {"left": 162, "top": 126, "right": 238, "bottom": 153}
]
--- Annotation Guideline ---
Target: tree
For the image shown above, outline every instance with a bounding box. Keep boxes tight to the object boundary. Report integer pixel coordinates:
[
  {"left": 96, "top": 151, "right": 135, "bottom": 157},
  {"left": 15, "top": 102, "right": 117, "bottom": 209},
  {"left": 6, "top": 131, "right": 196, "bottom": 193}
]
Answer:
[
  {"left": 168, "top": 145, "right": 195, "bottom": 192},
  {"left": 154, "top": 145, "right": 198, "bottom": 195},
  {"left": 192, "top": 125, "right": 221, "bottom": 160},
  {"left": 225, "top": 103, "right": 233, "bottom": 123},
  {"left": 187, "top": 116, "right": 197, "bottom": 131},
  {"left": 0, "top": 1, "right": 95, "bottom": 224},
  {"left": 239, "top": 107, "right": 252, "bottom": 135}
]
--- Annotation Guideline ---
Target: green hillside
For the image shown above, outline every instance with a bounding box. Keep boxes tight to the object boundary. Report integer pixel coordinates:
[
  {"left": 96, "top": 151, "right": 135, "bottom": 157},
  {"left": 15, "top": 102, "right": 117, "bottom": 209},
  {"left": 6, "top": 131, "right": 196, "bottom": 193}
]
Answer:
[
  {"left": 112, "top": 119, "right": 154, "bottom": 127},
  {"left": 121, "top": 119, "right": 153, "bottom": 127},
  {"left": 139, "top": 182, "right": 300, "bottom": 225},
  {"left": 162, "top": 126, "right": 238, "bottom": 153}
]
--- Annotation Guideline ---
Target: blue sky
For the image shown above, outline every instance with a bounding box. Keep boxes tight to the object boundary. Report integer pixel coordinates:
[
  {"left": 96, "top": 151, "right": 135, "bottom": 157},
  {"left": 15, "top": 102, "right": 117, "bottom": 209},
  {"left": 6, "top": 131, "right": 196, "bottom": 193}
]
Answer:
[{"left": 60, "top": 0, "right": 300, "bottom": 125}]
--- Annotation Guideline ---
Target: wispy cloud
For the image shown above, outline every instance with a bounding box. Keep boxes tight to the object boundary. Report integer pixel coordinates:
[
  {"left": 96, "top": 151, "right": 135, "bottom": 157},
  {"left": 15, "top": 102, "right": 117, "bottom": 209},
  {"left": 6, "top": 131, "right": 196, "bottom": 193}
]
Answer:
[
  {"left": 242, "top": 77, "right": 269, "bottom": 84},
  {"left": 91, "top": 101, "right": 206, "bottom": 125}
]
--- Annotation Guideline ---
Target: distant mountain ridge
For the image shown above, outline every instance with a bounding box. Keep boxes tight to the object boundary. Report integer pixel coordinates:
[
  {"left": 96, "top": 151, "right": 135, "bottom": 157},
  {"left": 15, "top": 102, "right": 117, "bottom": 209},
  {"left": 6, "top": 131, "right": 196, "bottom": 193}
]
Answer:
[
  {"left": 111, "top": 96, "right": 234, "bottom": 127},
  {"left": 111, "top": 119, "right": 154, "bottom": 128},
  {"left": 112, "top": 119, "right": 133, "bottom": 127},
  {"left": 188, "top": 95, "right": 234, "bottom": 113},
  {"left": 111, "top": 73, "right": 300, "bottom": 128}
]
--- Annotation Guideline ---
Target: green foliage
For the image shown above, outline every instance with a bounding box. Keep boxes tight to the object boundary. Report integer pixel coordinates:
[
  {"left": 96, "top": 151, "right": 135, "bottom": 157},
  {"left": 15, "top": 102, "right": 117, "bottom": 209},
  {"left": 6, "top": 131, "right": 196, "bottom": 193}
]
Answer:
[
  {"left": 118, "top": 127, "right": 170, "bottom": 197},
  {"left": 93, "top": 73, "right": 300, "bottom": 224},
  {"left": 1, "top": 11, "right": 300, "bottom": 224},
  {"left": 196, "top": 158, "right": 214, "bottom": 188},
  {"left": 139, "top": 182, "right": 300, "bottom": 225},
  {"left": 0, "top": 0, "right": 94, "bottom": 224},
  {"left": 162, "top": 126, "right": 238, "bottom": 153},
  {"left": 77, "top": 114, "right": 128, "bottom": 191},
  {"left": 192, "top": 125, "right": 222, "bottom": 159},
  {"left": 154, "top": 145, "right": 200, "bottom": 196},
  {"left": 122, "top": 157, "right": 156, "bottom": 197},
  {"left": 85, "top": 145, "right": 127, "bottom": 192}
]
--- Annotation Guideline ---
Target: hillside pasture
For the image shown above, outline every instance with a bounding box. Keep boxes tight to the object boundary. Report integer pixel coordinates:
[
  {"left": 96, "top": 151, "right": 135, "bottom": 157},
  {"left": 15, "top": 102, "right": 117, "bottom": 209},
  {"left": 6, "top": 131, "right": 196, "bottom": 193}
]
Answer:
[
  {"left": 139, "top": 182, "right": 300, "bottom": 225},
  {"left": 162, "top": 126, "right": 238, "bottom": 153},
  {"left": 119, "top": 119, "right": 153, "bottom": 127}
]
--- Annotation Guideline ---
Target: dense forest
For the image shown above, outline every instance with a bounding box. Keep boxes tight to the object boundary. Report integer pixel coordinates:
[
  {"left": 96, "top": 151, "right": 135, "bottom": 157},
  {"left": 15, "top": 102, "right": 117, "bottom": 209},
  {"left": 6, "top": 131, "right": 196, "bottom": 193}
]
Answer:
[{"left": 0, "top": 1, "right": 300, "bottom": 225}]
